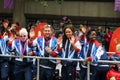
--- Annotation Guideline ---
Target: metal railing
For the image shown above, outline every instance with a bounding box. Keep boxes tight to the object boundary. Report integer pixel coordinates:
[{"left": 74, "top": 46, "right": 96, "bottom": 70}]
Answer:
[{"left": 0, "top": 52, "right": 120, "bottom": 80}]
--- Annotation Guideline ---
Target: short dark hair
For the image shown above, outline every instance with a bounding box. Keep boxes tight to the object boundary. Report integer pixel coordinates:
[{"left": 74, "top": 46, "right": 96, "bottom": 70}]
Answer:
[
  {"left": 86, "top": 29, "right": 96, "bottom": 39},
  {"left": 105, "top": 27, "right": 110, "bottom": 30}
]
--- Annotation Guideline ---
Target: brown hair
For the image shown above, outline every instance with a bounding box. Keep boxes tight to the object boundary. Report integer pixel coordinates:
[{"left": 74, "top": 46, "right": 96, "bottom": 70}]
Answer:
[{"left": 62, "top": 24, "right": 75, "bottom": 48}]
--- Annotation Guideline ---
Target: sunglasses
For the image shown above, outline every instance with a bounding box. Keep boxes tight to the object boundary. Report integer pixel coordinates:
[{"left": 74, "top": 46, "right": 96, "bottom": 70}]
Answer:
[
  {"left": 91, "top": 33, "right": 96, "bottom": 36},
  {"left": 20, "top": 35, "right": 26, "bottom": 37},
  {"left": 44, "top": 24, "right": 52, "bottom": 28}
]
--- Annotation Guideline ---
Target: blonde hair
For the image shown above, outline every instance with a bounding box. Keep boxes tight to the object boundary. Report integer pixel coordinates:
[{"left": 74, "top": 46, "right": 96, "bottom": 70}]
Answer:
[
  {"left": 44, "top": 24, "right": 52, "bottom": 29},
  {"left": 19, "top": 28, "right": 28, "bottom": 36}
]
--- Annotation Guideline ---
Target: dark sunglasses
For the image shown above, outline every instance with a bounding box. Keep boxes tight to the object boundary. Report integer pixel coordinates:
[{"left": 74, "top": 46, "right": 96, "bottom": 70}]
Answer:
[{"left": 20, "top": 35, "right": 26, "bottom": 37}]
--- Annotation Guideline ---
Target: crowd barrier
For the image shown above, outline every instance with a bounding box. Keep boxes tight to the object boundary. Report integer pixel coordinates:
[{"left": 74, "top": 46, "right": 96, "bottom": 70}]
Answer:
[{"left": 0, "top": 52, "right": 120, "bottom": 80}]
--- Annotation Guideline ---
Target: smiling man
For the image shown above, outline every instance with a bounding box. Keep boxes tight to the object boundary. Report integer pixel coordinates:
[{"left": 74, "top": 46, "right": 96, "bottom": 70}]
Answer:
[{"left": 32, "top": 24, "right": 58, "bottom": 80}]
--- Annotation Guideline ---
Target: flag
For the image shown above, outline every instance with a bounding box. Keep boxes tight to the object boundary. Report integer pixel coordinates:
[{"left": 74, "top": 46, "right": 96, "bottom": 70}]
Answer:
[
  {"left": 4, "top": 0, "right": 14, "bottom": 9},
  {"left": 114, "top": 0, "right": 120, "bottom": 11}
]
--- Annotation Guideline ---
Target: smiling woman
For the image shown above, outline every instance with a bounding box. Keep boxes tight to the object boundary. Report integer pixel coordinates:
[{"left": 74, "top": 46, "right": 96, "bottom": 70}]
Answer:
[
  {"left": 19, "top": 28, "right": 28, "bottom": 42},
  {"left": 7, "top": 27, "right": 34, "bottom": 80},
  {"left": 56, "top": 24, "right": 82, "bottom": 80}
]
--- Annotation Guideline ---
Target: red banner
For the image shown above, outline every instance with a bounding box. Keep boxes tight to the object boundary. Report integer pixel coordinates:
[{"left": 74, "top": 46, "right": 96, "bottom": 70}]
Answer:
[
  {"left": 109, "top": 27, "right": 120, "bottom": 56},
  {"left": 34, "top": 22, "right": 47, "bottom": 38}
]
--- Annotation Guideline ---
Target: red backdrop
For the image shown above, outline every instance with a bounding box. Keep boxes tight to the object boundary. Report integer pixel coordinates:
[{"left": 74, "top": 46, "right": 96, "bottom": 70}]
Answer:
[{"left": 34, "top": 22, "right": 47, "bottom": 38}]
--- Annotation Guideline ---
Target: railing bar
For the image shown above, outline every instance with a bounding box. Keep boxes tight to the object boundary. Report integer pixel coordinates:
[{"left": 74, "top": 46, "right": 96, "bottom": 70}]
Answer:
[{"left": 37, "top": 58, "right": 40, "bottom": 80}]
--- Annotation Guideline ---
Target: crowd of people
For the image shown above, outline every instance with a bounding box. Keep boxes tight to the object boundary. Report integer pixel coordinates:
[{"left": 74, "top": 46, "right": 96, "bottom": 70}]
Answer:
[{"left": 0, "top": 17, "right": 119, "bottom": 80}]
